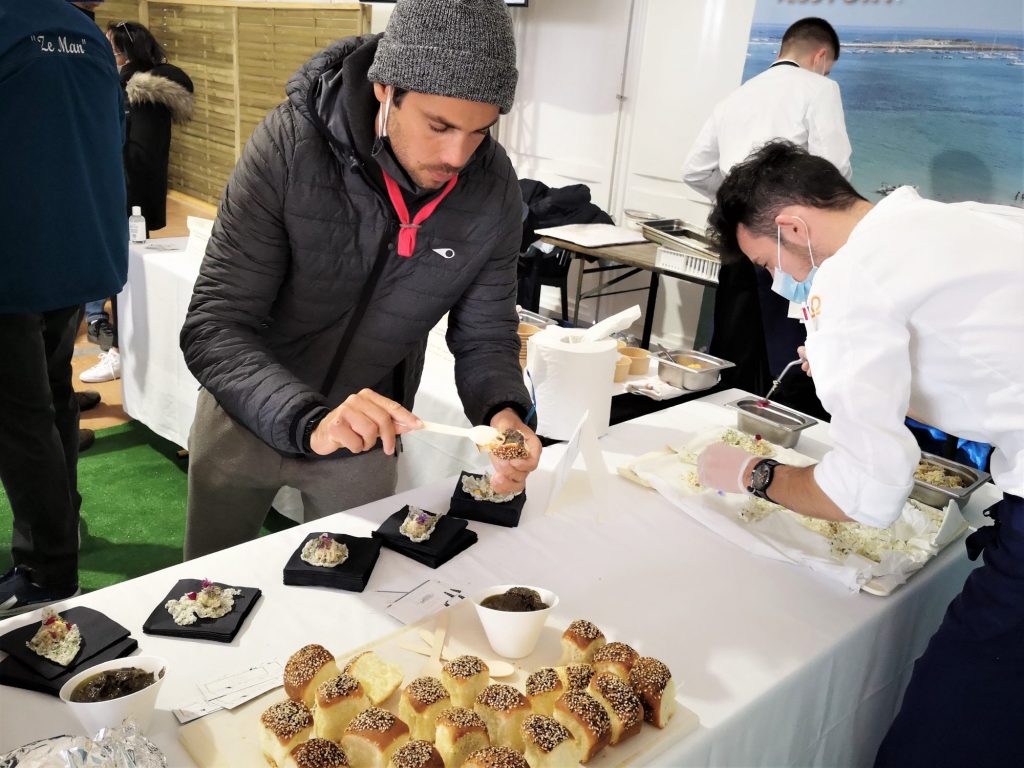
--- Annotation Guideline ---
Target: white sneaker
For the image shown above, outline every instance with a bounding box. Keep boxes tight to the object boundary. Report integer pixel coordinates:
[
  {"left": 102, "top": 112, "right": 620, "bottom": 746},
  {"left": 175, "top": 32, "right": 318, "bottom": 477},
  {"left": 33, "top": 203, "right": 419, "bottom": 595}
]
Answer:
[{"left": 80, "top": 348, "right": 121, "bottom": 383}]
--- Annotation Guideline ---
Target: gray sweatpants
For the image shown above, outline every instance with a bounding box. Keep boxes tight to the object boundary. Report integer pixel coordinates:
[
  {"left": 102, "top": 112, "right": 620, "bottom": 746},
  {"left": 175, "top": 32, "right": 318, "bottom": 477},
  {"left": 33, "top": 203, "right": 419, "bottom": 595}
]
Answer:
[{"left": 184, "top": 389, "right": 398, "bottom": 560}]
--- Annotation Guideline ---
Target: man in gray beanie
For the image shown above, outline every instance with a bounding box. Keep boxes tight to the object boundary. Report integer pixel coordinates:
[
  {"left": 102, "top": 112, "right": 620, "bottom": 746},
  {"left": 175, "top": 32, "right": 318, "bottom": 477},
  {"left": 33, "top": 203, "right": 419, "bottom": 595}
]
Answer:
[{"left": 180, "top": 0, "right": 541, "bottom": 558}]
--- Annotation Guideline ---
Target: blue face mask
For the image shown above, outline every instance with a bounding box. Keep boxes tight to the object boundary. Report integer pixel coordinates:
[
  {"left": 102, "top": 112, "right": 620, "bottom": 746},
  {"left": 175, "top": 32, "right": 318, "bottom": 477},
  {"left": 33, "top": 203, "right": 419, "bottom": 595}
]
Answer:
[{"left": 770, "top": 222, "right": 818, "bottom": 304}]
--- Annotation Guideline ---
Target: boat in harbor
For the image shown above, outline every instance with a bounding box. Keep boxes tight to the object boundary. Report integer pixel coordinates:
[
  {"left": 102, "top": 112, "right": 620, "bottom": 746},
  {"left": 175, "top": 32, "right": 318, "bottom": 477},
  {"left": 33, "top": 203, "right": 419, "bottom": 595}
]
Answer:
[{"left": 876, "top": 183, "right": 919, "bottom": 196}]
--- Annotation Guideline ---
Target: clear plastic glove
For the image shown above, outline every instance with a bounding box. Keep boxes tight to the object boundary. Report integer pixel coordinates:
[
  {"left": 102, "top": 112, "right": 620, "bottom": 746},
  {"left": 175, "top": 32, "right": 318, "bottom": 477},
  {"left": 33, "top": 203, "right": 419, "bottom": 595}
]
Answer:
[{"left": 696, "top": 443, "right": 756, "bottom": 494}]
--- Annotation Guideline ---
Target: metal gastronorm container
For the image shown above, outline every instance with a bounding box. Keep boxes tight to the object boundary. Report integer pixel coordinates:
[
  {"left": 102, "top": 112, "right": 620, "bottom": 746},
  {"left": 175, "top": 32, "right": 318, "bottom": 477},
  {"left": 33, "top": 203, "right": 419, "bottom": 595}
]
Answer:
[
  {"left": 641, "top": 219, "right": 718, "bottom": 258},
  {"left": 656, "top": 350, "right": 734, "bottom": 391},
  {"left": 726, "top": 397, "right": 817, "bottom": 449},
  {"left": 911, "top": 452, "right": 990, "bottom": 508}
]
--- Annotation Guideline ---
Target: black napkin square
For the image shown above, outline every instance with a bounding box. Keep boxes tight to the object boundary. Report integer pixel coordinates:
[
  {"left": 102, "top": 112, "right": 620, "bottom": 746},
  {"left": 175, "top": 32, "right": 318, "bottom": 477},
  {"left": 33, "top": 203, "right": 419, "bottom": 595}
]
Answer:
[
  {"left": 282, "top": 533, "right": 382, "bottom": 593},
  {"left": 142, "top": 580, "right": 261, "bottom": 642},
  {"left": 384, "top": 528, "right": 478, "bottom": 569},
  {"left": 448, "top": 472, "right": 526, "bottom": 527},
  {"left": 373, "top": 508, "right": 478, "bottom": 568},
  {"left": 0, "top": 606, "right": 130, "bottom": 680},
  {"left": 375, "top": 507, "right": 467, "bottom": 551},
  {"left": 0, "top": 636, "right": 138, "bottom": 697}
]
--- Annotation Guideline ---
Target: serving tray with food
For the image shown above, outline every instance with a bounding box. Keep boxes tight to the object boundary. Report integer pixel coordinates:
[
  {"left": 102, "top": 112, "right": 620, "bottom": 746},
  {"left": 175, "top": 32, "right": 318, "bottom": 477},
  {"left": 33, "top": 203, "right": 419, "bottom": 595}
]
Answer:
[
  {"left": 620, "top": 426, "right": 970, "bottom": 595},
  {"left": 178, "top": 597, "right": 699, "bottom": 767}
]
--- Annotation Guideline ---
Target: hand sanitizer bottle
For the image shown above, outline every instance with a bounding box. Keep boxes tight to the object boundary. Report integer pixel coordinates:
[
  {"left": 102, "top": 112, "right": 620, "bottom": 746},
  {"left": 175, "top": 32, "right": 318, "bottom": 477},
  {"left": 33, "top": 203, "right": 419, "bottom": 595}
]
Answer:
[{"left": 128, "top": 206, "right": 147, "bottom": 243}]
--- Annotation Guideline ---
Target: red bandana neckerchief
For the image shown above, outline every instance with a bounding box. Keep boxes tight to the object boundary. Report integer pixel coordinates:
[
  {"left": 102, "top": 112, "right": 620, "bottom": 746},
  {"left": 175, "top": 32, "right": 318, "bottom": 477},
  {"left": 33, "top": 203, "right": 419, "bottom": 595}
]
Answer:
[{"left": 381, "top": 169, "right": 459, "bottom": 257}]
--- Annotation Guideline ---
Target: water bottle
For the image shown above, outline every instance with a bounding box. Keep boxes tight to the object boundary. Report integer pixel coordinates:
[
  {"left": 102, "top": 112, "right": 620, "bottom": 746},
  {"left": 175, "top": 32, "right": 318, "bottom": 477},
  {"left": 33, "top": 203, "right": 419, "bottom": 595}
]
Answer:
[{"left": 128, "top": 206, "right": 147, "bottom": 243}]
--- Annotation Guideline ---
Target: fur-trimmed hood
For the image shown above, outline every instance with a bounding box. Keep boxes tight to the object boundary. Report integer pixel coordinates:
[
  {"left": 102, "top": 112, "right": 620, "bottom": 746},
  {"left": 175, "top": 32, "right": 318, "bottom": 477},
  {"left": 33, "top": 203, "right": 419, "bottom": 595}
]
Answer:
[{"left": 125, "top": 65, "right": 194, "bottom": 124}]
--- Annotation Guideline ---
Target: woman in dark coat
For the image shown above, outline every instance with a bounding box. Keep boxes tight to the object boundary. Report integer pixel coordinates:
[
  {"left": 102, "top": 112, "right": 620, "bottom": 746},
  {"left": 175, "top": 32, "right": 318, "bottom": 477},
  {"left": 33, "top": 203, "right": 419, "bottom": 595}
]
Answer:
[
  {"left": 106, "top": 21, "right": 194, "bottom": 231},
  {"left": 80, "top": 21, "right": 194, "bottom": 380}
]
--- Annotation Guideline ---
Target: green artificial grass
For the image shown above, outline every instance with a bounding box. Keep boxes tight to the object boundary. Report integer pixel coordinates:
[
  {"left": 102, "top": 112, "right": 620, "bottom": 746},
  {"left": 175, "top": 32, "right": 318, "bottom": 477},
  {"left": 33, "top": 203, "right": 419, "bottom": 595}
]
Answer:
[{"left": 0, "top": 421, "right": 295, "bottom": 594}]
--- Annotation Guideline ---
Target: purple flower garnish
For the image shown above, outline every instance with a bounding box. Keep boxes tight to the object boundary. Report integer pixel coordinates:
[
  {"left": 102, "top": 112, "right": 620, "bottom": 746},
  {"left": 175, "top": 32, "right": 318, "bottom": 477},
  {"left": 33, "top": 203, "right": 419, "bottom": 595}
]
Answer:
[
  {"left": 317, "top": 533, "right": 332, "bottom": 549},
  {"left": 201, "top": 578, "right": 213, "bottom": 589}
]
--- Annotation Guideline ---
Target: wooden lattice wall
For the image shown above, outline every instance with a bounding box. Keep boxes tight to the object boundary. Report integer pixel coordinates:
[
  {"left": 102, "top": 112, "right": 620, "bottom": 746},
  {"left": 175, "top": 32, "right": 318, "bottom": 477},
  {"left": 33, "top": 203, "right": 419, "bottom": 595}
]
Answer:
[{"left": 125, "top": 1, "right": 370, "bottom": 205}]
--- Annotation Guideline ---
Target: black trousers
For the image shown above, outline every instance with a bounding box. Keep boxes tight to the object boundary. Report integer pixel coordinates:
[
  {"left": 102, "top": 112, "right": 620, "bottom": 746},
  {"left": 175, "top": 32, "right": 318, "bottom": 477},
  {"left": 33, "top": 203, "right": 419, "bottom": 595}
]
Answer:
[
  {"left": 0, "top": 306, "right": 81, "bottom": 589},
  {"left": 875, "top": 494, "right": 1024, "bottom": 767}
]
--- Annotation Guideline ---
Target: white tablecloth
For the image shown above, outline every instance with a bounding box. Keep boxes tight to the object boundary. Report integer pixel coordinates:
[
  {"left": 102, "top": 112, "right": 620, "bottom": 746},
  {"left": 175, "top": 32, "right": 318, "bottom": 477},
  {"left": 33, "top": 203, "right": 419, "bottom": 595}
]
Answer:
[
  {"left": 117, "top": 240, "right": 486, "bottom": 499},
  {"left": 119, "top": 238, "right": 202, "bottom": 450},
  {"left": 0, "top": 390, "right": 996, "bottom": 766}
]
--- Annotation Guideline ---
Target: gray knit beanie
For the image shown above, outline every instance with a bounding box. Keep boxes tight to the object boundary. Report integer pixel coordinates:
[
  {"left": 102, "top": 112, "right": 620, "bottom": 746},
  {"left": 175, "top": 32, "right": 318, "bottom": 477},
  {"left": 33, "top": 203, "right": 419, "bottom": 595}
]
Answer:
[{"left": 368, "top": 0, "right": 518, "bottom": 114}]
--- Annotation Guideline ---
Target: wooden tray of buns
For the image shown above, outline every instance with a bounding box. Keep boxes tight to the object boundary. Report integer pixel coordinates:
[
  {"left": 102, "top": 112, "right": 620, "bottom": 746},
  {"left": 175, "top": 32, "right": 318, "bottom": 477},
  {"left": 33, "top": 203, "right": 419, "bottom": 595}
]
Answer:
[{"left": 178, "top": 600, "right": 699, "bottom": 766}]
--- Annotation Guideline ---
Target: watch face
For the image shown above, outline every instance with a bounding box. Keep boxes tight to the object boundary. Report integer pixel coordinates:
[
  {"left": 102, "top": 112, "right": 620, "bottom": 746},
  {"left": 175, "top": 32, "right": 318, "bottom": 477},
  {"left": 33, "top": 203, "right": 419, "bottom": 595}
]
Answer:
[{"left": 752, "top": 462, "right": 772, "bottom": 491}]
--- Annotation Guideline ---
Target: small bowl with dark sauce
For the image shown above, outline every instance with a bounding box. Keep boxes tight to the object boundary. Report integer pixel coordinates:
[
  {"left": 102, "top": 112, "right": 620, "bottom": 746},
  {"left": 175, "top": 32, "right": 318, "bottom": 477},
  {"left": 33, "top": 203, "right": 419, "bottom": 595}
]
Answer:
[
  {"left": 59, "top": 655, "right": 167, "bottom": 735},
  {"left": 474, "top": 585, "right": 559, "bottom": 659}
]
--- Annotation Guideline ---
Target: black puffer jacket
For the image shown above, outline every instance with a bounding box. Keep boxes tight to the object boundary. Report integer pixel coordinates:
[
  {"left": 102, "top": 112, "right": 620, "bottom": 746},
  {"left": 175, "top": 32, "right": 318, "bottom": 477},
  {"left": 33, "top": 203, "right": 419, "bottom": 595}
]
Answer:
[
  {"left": 181, "top": 35, "right": 530, "bottom": 457},
  {"left": 123, "top": 62, "right": 193, "bottom": 230}
]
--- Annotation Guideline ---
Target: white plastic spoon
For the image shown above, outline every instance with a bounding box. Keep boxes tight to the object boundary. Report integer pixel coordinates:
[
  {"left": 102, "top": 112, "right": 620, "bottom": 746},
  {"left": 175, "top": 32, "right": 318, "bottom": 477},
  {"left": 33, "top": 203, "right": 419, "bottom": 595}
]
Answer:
[{"left": 419, "top": 421, "right": 502, "bottom": 449}]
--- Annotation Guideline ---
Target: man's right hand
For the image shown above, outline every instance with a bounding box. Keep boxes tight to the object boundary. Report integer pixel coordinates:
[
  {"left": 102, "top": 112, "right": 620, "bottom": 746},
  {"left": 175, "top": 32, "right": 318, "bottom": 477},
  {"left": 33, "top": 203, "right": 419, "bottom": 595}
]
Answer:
[{"left": 309, "top": 389, "right": 422, "bottom": 457}]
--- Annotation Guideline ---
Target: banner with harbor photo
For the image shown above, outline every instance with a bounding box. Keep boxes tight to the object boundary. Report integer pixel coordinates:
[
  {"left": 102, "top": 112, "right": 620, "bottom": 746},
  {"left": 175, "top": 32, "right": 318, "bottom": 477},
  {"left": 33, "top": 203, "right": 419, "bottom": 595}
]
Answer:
[{"left": 746, "top": 0, "right": 1024, "bottom": 205}]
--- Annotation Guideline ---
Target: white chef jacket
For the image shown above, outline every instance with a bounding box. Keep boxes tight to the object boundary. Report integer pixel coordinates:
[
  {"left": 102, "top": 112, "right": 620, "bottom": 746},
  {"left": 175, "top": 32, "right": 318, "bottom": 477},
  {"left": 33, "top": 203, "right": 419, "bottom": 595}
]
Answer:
[
  {"left": 805, "top": 187, "right": 1024, "bottom": 527},
  {"left": 682, "top": 62, "right": 853, "bottom": 199}
]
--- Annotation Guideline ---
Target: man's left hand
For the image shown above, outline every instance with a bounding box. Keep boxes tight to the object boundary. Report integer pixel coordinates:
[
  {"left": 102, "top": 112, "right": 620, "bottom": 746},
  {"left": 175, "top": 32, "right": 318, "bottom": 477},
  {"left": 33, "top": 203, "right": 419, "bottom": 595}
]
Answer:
[
  {"left": 696, "top": 443, "right": 757, "bottom": 494},
  {"left": 487, "top": 407, "right": 541, "bottom": 495}
]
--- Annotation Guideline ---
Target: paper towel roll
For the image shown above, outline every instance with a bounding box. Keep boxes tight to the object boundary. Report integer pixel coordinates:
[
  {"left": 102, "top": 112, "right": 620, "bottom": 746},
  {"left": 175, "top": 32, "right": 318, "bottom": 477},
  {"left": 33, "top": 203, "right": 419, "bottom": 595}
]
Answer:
[{"left": 526, "top": 327, "right": 618, "bottom": 440}]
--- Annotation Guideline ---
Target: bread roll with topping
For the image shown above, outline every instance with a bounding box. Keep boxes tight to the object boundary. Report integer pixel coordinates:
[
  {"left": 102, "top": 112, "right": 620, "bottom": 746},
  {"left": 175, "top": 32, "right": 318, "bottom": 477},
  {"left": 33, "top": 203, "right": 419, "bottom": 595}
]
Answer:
[
  {"left": 559, "top": 620, "right": 605, "bottom": 664},
  {"left": 524, "top": 668, "right": 564, "bottom": 716},
  {"left": 552, "top": 690, "right": 610, "bottom": 764},
  {"left": 553, "top": 664, "right": 593, "bottom": 692},
  {"left": 520, "top": 714, "right": 580, "bottom": 768},
  {"left": 473, "top": 684, "right": 531, "bottom": 752},
  {"left": 441, "top": 655, "right": 490, "bottom": 708},
  {"left": 285, "top": 644, "right": 341, "bottom": 708},
  {"left": 628, "top": 657, "right": 676, "bottom": 729},
  {"left": 399, "top": 676, "right": 452, "bottom": 741},
  {"left": 284, "top": 738, "right": 349, "bottom": 768},
  {"left": 387, "top": 740, "right": 444, "bottom": 768},
  {"left": 313, "top": 674, "right": 371, "bottom": 742},
  {"left": 259, "top": 699, "right": 314, "bottom": 767},
  {"left": 343, "top": 651, "right": 404, "bottom": 706},
  {"left": 586, "top": 673, "right": 643, "bottom": 745},
  {"left": 591, "top": 641, "right": 639, "bottom": 681},
  {"left": 463, "top": 746, "right": 530, "bottom": 768},
  {"left": 341, "top": 707, "right": 410, "bottom": 768},
  {"left": 434, "top": 707, "right": 490, "bottom": 768}
]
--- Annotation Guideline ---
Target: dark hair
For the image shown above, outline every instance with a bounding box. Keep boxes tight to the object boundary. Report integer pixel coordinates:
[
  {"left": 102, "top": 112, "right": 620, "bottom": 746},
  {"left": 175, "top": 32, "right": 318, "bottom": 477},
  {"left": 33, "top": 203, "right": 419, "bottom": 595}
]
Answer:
[
  {"left": 107, "top": 21, "right": 167, "bottom": 71},
  {"left": 707, "top": 141, "right": 866, "bottom": 264},
  {"left": 781, "top": 17, "right": 840, "bottom": 61}
]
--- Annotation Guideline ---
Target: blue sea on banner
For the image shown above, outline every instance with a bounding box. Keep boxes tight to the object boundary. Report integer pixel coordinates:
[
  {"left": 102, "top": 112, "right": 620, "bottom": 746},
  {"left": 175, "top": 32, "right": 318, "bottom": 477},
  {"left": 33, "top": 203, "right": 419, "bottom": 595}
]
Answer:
[{"left": 744, "top": 25, "right": 1024, "bottom": 206}]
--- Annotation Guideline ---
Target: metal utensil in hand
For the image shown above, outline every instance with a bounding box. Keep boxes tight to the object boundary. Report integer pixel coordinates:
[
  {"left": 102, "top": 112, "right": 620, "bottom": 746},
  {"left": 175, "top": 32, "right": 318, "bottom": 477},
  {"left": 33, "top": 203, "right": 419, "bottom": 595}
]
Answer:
[{"left": 764, "top": 357, "right": 805, "bottom": 402}]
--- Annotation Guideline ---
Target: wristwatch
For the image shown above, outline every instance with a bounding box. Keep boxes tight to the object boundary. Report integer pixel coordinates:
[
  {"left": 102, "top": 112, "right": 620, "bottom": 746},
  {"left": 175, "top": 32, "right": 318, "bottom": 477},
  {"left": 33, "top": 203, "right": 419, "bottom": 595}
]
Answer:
[
  {"left": 301, "top": 408, "right": 330, "bottom": 454},
  {"left": 747, "top": 459, "right": 780, "bottom": 502}
]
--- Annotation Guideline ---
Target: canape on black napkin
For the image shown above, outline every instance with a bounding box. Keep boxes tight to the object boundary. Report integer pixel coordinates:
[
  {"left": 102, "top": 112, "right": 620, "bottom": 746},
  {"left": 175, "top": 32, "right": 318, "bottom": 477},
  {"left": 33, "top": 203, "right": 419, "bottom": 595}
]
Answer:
[
  {"left": 448, "top": 471, "right": 526, "bottom": 527},
  {"left": 142, "top": 579, "right": 261, "bottom": 642},
  {"left": 0, "top": 636, "right": 138, "bottom": 697},
  {"left": 282, "top": 532, "right": 382, "bottom": 592},
  {"left": 373, "top": 506, "right": 478, "bottom": 568},
  {"left": 0, "top": 606, "right": 131, "bottom": 680}
]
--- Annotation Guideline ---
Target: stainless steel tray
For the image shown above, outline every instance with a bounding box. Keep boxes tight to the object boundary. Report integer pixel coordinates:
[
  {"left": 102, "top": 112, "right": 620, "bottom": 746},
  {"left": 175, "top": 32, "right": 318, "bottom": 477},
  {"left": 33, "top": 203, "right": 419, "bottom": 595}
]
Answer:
[
  {"left": 656, "top": 350, "right": 734, "bottom": 391},
  {"left": 726, "top": 397, "right": 817, "bottom": 449},
  {"left": 912, "top": 452, "right": 990, "bottom": 508},
  {"left": 641, "top": 219, "right": 717, "bottom": 258}
]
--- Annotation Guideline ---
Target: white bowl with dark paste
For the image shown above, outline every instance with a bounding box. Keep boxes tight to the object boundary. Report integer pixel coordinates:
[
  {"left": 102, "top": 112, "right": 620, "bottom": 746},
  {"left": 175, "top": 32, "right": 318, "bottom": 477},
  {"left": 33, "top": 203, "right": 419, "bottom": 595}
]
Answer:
[
  {"left": 59, "top": 655, "right": 167, "bottom": 735},
  {"left": 473, "top": 585, "right": 559, "bottom": 659}
]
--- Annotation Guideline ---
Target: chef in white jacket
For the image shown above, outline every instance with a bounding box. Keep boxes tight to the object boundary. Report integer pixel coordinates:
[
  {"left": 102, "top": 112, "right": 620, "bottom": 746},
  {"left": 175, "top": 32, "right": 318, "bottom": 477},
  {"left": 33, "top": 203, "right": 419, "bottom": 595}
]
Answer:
[
  {"left": 696, "top": 140, "right": 1024, "bottom": 767},
  {"left": 682, "top": 17, "right": 852, "bottom": 416},
  {"left": 682, "top": 17, "right": 852, "bottom": 200}
]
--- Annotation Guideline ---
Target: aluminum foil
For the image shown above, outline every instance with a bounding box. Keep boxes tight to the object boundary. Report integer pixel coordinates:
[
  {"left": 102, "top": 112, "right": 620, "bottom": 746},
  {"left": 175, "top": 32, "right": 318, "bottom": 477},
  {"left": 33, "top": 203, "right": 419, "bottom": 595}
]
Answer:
[{"left": 0, "top": 720, "right": 165, "bottom": 768}]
